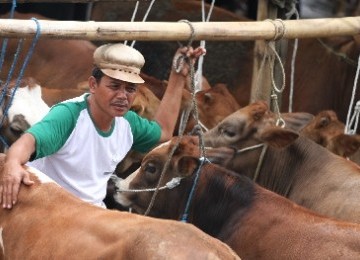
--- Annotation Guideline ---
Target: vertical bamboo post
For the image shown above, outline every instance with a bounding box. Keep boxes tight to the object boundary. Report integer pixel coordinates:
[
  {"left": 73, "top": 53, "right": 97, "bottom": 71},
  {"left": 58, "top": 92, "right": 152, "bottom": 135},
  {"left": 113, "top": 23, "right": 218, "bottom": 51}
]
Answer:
[
  {"left": 250, "top": 0, "right": 288, "bottom": 112},
  {"left": 250, "top": 0, "right": 273, "bottom": 104}
]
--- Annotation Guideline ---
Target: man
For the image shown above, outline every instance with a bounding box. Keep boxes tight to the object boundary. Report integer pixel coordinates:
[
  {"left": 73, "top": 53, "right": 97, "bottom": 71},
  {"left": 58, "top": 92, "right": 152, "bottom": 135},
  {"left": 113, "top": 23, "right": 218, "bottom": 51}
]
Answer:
[{"left": 0, "top": 43, "right": 206, "bottom": 208}]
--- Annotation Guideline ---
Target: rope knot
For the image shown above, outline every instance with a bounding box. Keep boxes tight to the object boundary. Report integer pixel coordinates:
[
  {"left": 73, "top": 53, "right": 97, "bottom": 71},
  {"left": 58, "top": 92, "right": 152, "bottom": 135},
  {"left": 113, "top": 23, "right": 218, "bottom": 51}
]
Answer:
[{"left": 266, "top": 18, "right": 286, "bottom": 41}]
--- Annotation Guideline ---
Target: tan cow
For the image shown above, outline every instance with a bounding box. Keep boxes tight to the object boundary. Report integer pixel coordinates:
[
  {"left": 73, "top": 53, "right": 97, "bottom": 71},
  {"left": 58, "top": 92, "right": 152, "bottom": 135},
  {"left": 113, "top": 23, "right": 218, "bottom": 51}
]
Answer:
[
  {"left": 113, "top": 135, "right": 360, "bottom": 260},
  {"left": 203, "top": 100, "right": 360, "bottom": 223},
  {"left": 0, "top": 153, "right": 239, "bottom": 259}
]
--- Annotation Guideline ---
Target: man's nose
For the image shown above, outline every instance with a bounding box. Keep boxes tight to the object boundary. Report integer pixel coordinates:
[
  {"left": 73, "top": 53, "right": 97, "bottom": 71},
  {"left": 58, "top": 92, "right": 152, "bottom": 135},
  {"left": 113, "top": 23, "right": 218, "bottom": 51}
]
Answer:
[{"left": 115, "top": 87, "right": 128, "bottom": 98}]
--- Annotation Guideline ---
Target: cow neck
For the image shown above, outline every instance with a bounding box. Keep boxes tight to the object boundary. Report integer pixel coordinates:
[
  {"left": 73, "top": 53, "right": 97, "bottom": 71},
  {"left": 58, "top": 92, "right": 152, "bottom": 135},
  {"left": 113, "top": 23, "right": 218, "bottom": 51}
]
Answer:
[
  {"left": 190, "top": 163, "right": 256, "bottom": 239},
  {"left": 234, "top": 143, "right": 267, "bottom": 182}
]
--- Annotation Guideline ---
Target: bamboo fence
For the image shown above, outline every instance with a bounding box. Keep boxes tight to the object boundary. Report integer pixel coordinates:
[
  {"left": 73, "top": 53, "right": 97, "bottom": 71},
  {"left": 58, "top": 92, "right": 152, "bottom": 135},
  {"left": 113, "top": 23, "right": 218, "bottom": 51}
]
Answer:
[{"left": 0, "top": 16, "right": 359, "bottom": 41}]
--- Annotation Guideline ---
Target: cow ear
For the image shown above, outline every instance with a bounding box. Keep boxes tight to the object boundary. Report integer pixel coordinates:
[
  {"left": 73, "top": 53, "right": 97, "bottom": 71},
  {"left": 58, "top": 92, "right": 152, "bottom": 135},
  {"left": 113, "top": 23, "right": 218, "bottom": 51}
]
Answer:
[
  {"left": 282, "top": 112, "right": 314, "bottom": 132},
  {"left": 331, "top": 134, "right": 360, "bottom": 157},
  {"left": 177, "top": 156, "right": 200, "bottom": 177},
  {"left": 259, "top": 126, "right": 299, "bottom": 148}
]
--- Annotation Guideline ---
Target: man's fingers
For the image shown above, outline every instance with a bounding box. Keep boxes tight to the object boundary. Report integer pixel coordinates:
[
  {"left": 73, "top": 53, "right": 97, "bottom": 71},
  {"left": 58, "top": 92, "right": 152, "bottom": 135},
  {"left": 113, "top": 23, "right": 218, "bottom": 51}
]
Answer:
[
  {"left": 11, "top": 182, "right": 20, "bottom": 206},
  {"left": 4, "top": 183, "right": 13, "bottom": 208}
]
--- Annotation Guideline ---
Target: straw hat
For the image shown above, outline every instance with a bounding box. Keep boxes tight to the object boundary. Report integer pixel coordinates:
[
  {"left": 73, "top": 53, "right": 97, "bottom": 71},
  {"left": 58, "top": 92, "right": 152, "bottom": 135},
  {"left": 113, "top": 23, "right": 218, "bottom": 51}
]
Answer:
[{"left": 93, "top": 43, "right": 145, "bottom": 83}]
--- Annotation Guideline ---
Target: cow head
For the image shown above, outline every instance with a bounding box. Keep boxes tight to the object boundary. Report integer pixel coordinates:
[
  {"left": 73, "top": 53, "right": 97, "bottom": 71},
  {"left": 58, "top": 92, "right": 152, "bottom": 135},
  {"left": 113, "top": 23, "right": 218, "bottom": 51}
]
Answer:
[
  {"left": 204, "top": 101, "right": 300, "bottom": 148},
  {"left": 0, "top": 77, "right": 50, "bottom": 150},
  {"left": 196, "top": 83, "right": 241, "bottom": 131},
  {"left": 202, "top": 101, "right": 308, "bottom": 171},
  {"left": 301, "top": 110, "right": 360, "bottom": 157},
  {"left": 112, "top": 136, "right": 204, "bottom": 218}
]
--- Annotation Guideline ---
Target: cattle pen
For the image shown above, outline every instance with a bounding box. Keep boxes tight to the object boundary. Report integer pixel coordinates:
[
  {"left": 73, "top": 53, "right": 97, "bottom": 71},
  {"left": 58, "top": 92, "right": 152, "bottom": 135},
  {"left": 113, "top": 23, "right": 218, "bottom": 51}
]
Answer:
[{"left": 1, "top": 1, "right": 360, "bottom": 260}]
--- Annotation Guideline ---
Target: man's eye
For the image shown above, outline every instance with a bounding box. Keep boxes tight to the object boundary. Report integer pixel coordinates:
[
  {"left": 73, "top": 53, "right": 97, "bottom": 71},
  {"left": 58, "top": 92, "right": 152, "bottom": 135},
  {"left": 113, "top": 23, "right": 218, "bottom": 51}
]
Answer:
[{"left": 126, "top": 87, "right": 137, "bottom": 94}]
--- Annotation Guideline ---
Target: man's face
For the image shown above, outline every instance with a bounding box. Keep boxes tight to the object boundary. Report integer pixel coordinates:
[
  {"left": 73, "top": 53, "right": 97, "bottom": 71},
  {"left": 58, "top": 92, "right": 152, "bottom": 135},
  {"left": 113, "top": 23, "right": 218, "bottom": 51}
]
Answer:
[{"left": 91, "top": 75, "right": 138, "bottom": 117}]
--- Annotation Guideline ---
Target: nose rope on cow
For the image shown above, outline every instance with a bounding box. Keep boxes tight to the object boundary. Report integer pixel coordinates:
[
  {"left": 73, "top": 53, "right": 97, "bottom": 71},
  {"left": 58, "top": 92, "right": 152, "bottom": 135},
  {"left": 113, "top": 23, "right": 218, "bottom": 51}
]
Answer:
[
  {"left": 116, "top": 177, "right": 183, "bottom": 193},
  {"left": 234, "top": 143, "right": 268, "bottom": 182}
]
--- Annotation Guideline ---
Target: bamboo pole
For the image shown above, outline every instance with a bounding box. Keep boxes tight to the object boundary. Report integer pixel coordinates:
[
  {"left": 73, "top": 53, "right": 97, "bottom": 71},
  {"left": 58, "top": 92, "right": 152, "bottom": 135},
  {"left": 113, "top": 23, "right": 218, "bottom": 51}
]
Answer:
[
  {"left": 0, "top": 0, "right": 118, "bottom": 2},
  {"left": 0, "top": 17, "right": 359, "bottom": 41}
]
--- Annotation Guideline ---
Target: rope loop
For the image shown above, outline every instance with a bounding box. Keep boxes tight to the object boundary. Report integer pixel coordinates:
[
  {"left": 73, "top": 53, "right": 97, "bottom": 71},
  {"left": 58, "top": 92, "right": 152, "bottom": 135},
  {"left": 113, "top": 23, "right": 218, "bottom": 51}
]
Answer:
[
  {"left": 266, "top": 18, "right": 286, "bottom": 42},
  {"left": 177, "top": 19, "right": 196, "bottom": 48},
  {"left": 271, "top": 93, "right": 286, "bottom": 128}
]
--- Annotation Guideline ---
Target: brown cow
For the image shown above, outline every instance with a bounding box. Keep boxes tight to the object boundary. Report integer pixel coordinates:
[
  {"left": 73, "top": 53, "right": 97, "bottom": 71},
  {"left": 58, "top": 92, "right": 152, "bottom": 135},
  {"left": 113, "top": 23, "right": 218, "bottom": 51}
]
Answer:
[
  {"left": 113, "top": 135, "right": 360, "bottom": 260},
  {"left": 0, "top": 12, "right": 96, "bottom": 90},
  {"left": 301, "top": 110, "right": 360, "bottom": 159},
  {"left": 195, "top": 83, "right": 241, "bottom": 131},
  {"left": 91, "top": 1, "right": 360, "bottom": 128},
  {"left": 203, "top": 100, "right": 360, "bottom": 223},
  {"left": 0, "top": 153, "right": 239, "bottom": 259},
  {"left": 112, "top": 82, "right": 240, "bottom": 179}
]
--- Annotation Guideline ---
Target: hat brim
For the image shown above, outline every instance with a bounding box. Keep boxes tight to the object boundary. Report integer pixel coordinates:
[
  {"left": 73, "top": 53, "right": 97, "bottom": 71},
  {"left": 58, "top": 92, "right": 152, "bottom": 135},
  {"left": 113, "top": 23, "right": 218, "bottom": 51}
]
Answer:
[{"left": 101, "top": 69, "right": 145, "bottom": 84}]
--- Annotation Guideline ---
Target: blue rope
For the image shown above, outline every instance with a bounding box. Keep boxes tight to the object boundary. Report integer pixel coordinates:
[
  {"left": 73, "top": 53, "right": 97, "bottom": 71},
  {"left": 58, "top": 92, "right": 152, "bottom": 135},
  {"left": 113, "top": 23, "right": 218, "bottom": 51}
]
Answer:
[
  {"left": 180, "top": 157, "right": 209, "bottom": 223},
  {"left": 0, "top": 0, "right": 17, "bottom": 74},
  {"left": 0, "top": 39, "right": 24, "bottom": 107},
  {"left": 0, "top": 17, "right": 41, "bottom": 148}
]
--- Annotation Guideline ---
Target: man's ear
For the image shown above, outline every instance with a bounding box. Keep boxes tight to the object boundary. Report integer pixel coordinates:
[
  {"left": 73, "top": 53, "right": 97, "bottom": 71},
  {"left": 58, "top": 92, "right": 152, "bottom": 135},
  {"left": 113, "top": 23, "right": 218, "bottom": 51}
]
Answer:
[{"left": 88, "top": 76, "right": 97, "bottom": 93}]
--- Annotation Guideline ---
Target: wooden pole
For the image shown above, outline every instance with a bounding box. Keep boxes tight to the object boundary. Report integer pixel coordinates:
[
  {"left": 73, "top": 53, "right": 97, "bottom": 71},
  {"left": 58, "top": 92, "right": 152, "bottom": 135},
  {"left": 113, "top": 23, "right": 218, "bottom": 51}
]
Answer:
[
  {"left": 251, "top": 0, "right": 271, "bottom": 104},
  {"left": 0, "top": 17, "right": 359, "bottom": 41},
  {"left": 0, "top": 0, "right": 119, "bottom": 2}
]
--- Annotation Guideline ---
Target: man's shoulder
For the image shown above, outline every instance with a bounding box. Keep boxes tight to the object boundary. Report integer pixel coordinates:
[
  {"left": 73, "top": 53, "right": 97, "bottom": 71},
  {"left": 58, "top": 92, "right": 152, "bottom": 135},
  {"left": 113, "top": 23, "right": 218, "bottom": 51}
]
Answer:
[{"left": 52, "top": 94, "right": 88, "bottom": 113}]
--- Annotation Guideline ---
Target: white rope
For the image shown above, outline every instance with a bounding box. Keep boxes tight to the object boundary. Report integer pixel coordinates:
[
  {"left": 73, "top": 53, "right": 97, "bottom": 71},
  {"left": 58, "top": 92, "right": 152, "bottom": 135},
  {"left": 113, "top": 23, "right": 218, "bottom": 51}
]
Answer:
[
  {"left": 288, "top": 9, "right": 299, "bottom": 113},
  {"left": 130, "top": 0, "right": 156, "bottom": 48},
  {"left": 345, "top": 52, "right": 360, "bottom": 134},
  {"left": 346, "top": 101, "right": 360, "bottom": 135},
  {"left": 117, "top": 177, "right": 183, "bottom": 193},
  {"left": 124, "top": 1, "right": 139, "bottom": 46},
  {"left": 195, "top": 0, "right": 215, "bottom": 92}
]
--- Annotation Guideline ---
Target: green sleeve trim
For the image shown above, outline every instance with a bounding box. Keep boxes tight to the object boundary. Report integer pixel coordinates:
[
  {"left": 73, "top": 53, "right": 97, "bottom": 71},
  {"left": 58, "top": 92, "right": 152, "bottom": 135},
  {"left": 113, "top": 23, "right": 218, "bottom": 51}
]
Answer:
[
  {"left": 124, "top": 111, "right": 161, "bottom": 153},
  {"left": 26, "top": 102, "right": 82, "bottom": 159}
]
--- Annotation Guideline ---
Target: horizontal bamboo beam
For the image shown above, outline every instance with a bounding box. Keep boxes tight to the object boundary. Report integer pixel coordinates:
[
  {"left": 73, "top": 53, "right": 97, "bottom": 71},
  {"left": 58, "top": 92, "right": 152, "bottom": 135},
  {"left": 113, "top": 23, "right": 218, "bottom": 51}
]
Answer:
[
  {"left": 0, "top": 17, "right": 359, "bottom": 41},
  {"left": 0, "top": 0, "right": 121, "bottom": 2}
]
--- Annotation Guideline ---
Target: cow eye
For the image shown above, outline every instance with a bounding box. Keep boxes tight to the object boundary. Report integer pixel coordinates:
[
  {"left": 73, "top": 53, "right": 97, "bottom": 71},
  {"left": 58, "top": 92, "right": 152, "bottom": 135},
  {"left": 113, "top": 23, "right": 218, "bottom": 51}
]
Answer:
[
  {"left": 144, "top": 163, "right": 157, "bottom": 174},
  {"left": 219, "top": 126, "right": 236, "bottom": 137}
]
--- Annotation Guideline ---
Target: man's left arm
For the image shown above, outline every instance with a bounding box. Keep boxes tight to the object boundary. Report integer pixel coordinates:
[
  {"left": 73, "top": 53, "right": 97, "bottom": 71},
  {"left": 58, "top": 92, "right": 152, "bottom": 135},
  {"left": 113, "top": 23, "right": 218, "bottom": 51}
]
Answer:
[{"left": 155, "top": 46, "right": 206, "bottom": 142}]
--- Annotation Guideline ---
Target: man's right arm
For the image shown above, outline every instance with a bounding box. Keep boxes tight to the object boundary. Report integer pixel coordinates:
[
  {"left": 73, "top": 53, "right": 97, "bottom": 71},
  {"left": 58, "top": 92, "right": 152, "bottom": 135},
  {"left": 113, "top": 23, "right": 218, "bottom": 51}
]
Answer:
[{"left": 0, "top": 133, "right": 36, "bottom": 209}]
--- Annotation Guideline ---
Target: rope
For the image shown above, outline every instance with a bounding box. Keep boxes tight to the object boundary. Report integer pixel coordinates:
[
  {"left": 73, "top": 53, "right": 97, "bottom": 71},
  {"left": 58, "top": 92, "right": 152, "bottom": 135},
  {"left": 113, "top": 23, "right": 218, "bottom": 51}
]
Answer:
[
  {"left": 0, "top": 0, "right": 17, "bottom": 75},
  {"left": 177, "top": 19, "right": 196, "bottom": 48},
  {"left": 287, "top": 9, "right": 299, "bottom": 113},
  {"left": 267, "top": 18, "right": 286, "bottom": 42},
  {"left": 144, "top": 52, "right": 198, "bottom": 215},
  {"left": 345, "top": 52, "right": 360, "bottom": 134},
  {"left": 346, "top": 101, "right": 360, "bottom": 135},
  {"left": 130, "top": 0, "right": 156, "bottom": 48},
  {"left": 252, "top": 145, "right": 268, "bottom": 182},
  {"left": 195, "top": 0, "right": 215, "bottom": 92},
  {"left": 180, "top": 157, "right": 208, "bottom": 222},
  {"left": 124, "top": 1, "right": 139, "bottom": 46},
  {"left": 0, "top": 18, "right": 41, "bottom": 130},
  {"left": 117, "top": 177, "right": 183, "bottom": 193}
]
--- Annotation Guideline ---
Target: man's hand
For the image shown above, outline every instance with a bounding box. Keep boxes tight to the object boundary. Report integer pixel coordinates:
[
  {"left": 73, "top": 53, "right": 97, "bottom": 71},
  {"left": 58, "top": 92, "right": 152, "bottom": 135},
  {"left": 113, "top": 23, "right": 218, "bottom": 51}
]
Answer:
[
  {"left": 0, "top": 162, "right": 34, "bottom": 209},
  {"left": 172, "top": 46, "right": 206, "bottom": 77}
]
